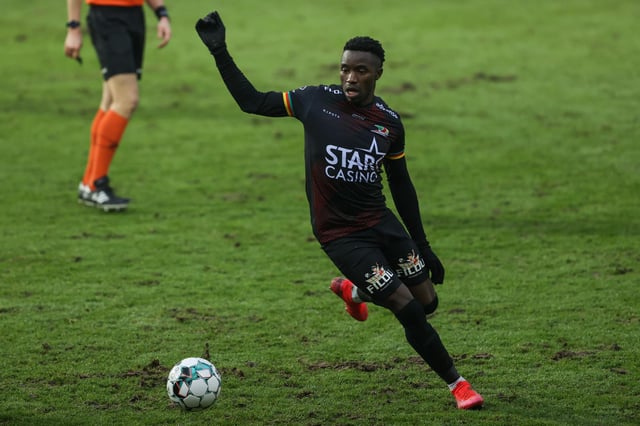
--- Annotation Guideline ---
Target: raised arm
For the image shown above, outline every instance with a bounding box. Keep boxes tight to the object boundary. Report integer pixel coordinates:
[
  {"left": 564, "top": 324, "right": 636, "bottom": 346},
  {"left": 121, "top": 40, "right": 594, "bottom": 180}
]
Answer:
[{"left": 195, "top": 11, "right": 287, "bottom": 117}]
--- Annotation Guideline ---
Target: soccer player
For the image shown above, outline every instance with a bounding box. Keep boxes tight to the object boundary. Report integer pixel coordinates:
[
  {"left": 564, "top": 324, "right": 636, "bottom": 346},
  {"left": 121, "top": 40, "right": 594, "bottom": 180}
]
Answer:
[
  {"left": 195, "top": 11, "right": 484, "bottom": 410},
  {"left": 64, "top": 0, "right": 172, "bottom": 212}
]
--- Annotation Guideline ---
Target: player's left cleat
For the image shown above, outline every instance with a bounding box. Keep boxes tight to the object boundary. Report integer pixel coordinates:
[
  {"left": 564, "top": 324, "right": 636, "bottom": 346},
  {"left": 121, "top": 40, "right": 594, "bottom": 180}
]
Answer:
[
  {"left": 451, "top": 380, "right": 484, "bottom": 410},
  {"left": 77, "top": 182, "right": 95, "bottom": 207},
  {"left": 330, "top": 277, "right": 368, "bottom": 322}
]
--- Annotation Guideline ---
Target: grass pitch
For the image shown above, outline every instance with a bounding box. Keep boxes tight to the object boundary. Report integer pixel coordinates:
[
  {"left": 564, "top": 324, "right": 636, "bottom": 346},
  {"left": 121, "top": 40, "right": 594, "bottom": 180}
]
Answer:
[{"left": 1, "top": 0, "right": 638, "bottom": 425}]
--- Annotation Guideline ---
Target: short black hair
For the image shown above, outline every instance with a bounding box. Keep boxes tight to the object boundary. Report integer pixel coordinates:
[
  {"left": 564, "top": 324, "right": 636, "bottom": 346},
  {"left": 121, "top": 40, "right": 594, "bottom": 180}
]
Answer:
[{"left": 343, "top": 36, "right": 385, "bottom": 65}]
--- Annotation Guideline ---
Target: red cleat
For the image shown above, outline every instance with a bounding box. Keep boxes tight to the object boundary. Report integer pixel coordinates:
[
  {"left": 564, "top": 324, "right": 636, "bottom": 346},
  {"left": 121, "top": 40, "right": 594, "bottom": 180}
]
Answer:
[
  {"left": 330, "top": 277, "right": 368, "bottom": 322},
  {"left": 451, "top": 380, "right": 484, "bottom": 410}
]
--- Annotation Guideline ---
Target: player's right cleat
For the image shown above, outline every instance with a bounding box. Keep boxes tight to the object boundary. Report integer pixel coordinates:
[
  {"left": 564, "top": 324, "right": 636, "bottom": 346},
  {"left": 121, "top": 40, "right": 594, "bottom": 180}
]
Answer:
[
  {"left": 91, "top": 176, "right": 130, "bottom": 212},
  {"left": 330, "top": 277, "right": 368, "bottom": 322},
  {"left": 451, "top": 380, "right": 484, "bottom": 410}
]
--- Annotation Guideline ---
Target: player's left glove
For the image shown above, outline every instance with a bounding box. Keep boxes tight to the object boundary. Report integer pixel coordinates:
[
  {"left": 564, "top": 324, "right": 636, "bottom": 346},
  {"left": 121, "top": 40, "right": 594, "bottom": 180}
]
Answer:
[
  {"left": 195, "top": 11, "right": 227, "bottom": 55},
  {"left": 418, "top": 242, "right": 445, "bottom": 284}
]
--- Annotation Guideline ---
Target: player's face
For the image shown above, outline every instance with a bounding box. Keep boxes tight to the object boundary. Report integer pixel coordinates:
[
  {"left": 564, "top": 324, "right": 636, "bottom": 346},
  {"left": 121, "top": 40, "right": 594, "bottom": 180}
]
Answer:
[{"left": 340, "top": 50, "right": 383, "bottom": 106}]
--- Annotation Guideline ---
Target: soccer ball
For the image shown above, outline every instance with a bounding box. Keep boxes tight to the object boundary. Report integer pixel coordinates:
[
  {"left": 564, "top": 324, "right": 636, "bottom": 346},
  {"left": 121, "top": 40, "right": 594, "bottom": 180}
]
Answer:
[{"left": 167, "top": 357, "right": 222, "bottom": 411}]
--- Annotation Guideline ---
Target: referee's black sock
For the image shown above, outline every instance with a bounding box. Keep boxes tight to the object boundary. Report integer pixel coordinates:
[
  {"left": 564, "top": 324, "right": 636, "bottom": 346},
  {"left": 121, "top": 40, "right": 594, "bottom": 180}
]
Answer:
[{"left": 394, "top": 299, "right": 460, "bottom": 384}]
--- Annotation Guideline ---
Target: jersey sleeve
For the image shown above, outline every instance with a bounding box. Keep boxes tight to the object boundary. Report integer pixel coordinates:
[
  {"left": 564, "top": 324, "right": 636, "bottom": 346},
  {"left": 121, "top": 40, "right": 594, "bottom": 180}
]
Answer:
[
  {"left": 213, "top": 49, "right": 288, "bottom": 117},
  {"left": 282, "top": 85, "right": 321, "bottom": 121},
  {"left": 282, "top": 91, "right": 295, "bottom": 117},
  {"left": 386, "top": 123, "right": 406, "bottom": 160}
]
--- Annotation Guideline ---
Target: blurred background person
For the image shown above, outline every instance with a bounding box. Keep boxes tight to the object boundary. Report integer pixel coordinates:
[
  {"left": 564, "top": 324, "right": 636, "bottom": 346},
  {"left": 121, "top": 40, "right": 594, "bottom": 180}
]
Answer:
[{"left": 64, "top": 0, "right": 171, "bottom": 211}]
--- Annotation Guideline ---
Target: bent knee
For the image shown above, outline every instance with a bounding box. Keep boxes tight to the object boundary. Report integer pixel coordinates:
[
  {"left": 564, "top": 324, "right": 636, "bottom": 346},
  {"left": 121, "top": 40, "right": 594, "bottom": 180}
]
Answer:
[{"left": 423, "top": 294, "right": 439, "bottom": 315}]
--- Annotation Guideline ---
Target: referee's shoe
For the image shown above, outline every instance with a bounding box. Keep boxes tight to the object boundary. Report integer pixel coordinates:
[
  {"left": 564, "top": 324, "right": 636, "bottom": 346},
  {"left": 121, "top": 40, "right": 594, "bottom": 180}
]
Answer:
[
  {"left": 91, "top": 176, "right": 129, "bottom": 212},
  {"left": 77, "top": 182, "right": 95, "bottom": 207}
]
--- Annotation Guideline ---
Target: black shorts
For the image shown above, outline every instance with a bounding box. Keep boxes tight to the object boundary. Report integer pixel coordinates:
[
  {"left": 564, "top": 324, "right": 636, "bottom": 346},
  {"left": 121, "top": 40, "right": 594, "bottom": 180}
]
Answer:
[
  {"left": 87, "top": 5, "right": 145, "bottom": 80},
  {"left": 321, "top": 210, "right": 430, "bottom": 303}
]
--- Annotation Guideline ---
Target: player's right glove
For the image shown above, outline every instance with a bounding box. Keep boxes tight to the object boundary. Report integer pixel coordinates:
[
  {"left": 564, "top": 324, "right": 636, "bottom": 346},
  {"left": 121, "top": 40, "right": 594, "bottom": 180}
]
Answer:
[
  {"left": 417, "top": 242, "right": 445, "bottom": 285},
  {"left": 195, "top": 11, "right": 227, "bottom": 55}
]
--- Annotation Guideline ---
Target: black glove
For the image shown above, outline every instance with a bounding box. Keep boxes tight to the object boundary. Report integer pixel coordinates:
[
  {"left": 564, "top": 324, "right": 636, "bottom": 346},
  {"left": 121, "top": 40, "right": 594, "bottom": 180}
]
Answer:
[
  {"left": 418, "top": 243, "right": 445, "bottom": 284},
  {"left": 195, "top": 11, "right": 227, "bottom": 55}
]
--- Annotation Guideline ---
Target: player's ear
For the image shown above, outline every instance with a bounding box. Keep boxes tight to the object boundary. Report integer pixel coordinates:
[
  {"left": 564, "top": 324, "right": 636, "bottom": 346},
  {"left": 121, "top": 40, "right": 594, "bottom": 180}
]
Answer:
[{"left": 376, "top": 67, "right": 383, "bottom": 80}]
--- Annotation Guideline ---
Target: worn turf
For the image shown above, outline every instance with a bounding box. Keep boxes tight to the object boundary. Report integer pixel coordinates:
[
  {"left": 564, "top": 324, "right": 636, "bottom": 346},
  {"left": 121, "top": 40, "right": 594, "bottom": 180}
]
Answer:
[{"left": 1, "top": 1, "right": 638, "bottom": 425}]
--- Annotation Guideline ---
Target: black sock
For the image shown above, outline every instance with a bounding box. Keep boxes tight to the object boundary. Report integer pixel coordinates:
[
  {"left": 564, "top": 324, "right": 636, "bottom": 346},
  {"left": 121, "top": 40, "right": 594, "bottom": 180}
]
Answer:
[{"left": 394, "top": 299, "right": 459, "bottom": 383}]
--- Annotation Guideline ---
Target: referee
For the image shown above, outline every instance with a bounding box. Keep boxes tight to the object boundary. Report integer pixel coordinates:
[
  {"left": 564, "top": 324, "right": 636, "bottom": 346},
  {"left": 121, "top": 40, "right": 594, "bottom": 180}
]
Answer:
[
  {"left": 64, "top": 0, "right": 172, "bottom": 212},
  {"left": 196, "top": 11, "right": 484, "bottom": 410}
]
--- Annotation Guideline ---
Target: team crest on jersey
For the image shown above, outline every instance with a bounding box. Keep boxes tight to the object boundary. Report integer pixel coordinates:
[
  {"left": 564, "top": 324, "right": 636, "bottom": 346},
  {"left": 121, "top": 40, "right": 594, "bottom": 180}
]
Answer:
[
  {"left": 371, "top": 125, "right": 390, "bottom": 138},
  {"left": 364, "top": 264, "right": 394, "bottom": 293},
  {"left": 396, "top": 250, "right": 425, "bottom": 278}
]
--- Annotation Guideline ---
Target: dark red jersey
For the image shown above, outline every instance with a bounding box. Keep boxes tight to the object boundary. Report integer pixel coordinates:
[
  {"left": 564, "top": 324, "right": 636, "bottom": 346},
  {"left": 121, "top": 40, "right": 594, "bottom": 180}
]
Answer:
[
  {"left": 211, "top": 51, "right": 421, "bottom": 245},
  {"left": 283, "top": 85, "right": 405, "bottom": 243}
]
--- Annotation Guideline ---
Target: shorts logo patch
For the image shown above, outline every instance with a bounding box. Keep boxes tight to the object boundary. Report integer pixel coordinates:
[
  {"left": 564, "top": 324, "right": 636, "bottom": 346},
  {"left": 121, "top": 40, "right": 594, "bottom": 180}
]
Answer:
[
  {"left": 396, "top": 250, "right": 425, "bottom": 278},
  {"left": 364, "top": 264, "right": 394, "bottom": 293}
]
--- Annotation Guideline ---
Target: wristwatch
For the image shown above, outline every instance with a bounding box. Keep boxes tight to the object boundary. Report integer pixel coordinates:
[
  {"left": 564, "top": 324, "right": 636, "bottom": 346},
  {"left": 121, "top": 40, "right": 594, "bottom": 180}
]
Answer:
[{"left": 66, "top": 20, "right": 81, "bottom": 29}]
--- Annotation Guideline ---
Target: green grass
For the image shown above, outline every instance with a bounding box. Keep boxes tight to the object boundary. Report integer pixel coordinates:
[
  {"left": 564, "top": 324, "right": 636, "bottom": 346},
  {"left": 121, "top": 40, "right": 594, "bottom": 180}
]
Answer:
[{"left": 1, "top": 0, "right": 638, "bottom": 424}]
